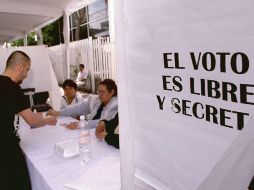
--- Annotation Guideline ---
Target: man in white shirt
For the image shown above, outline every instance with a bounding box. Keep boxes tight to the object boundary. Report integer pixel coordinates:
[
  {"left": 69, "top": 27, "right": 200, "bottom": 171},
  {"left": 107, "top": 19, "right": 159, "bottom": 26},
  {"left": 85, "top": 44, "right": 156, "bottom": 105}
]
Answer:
[{"left": 76, "top": 64, "right": 88, "bottom": 86}]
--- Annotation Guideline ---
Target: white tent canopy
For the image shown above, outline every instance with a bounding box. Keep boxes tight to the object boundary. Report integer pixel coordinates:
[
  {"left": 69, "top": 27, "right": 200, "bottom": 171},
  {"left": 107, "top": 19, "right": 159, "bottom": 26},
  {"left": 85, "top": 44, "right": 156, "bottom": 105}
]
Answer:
[{"left": 0, "top": 0, "right": 92, "bottom": 44}]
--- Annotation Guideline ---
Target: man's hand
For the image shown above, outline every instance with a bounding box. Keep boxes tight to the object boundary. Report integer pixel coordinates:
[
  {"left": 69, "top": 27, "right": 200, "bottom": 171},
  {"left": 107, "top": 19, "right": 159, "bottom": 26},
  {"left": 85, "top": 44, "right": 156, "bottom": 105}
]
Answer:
[
  {"left": 97, "top": 131, "right": 107, "bottom": 140},
  {"left": 46, "top": 116, "right": 57, "bottom": 126},
  {"left": 66, "top": 122, "right": 78, "bottom": 130},
  {"left": 47, "top": 109, "right": 60, "bottom": 117},
  {"left": 95, "top": 121, "right": 106, "bottom": 140},
  {"left": 19, "top": 108, "right": 57, "bottom": 127}
]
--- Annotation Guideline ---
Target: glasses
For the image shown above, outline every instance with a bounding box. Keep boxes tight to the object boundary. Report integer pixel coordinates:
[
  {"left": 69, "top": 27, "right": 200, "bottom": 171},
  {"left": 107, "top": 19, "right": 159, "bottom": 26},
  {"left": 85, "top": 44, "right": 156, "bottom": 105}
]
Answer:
[{"left": 97, "top": 90, "right": 107, "bottom": 95}]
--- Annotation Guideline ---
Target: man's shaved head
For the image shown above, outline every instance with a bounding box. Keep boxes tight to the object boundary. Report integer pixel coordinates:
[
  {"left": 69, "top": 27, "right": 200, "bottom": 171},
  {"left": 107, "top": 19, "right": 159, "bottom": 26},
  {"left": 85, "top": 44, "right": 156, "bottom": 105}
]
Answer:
[
  {"left": 4, "top": 51, "right": 31, "bottom": 84},
  {"left": 6, "top": 51, "right": 31, "bottom": 69}
]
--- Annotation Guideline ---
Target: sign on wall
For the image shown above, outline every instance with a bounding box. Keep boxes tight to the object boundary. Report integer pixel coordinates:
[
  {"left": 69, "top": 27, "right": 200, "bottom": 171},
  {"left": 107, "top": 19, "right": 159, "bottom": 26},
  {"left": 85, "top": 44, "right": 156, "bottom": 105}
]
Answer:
[{"left": 116, "top": 0, "right": 254, "bottom": 189}]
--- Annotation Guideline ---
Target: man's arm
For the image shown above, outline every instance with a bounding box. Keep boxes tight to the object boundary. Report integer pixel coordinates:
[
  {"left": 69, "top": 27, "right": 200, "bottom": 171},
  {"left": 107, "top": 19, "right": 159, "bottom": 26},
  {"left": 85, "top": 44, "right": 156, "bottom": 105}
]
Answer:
[
  {"left": 19, "top": 108, "right": 57, "bottom": 127},
  {"left": 105, "top": 134, "right": 119, "bottom": 149},
  {"left": 104, "top": 113, "right": 119, "bottom": 134},
  {"left": 60, "top": 101, "right": 90, "bottom": 117},
  {"left": 48, "top": 101, "right": 91, "bottom": 118}
]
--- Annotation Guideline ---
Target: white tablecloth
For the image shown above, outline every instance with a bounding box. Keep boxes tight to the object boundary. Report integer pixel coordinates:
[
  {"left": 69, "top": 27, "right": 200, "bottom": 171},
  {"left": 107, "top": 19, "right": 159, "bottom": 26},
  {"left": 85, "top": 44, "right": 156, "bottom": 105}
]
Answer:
[{"left": 19, "top": 117, "right": 121, "bottom": 190}]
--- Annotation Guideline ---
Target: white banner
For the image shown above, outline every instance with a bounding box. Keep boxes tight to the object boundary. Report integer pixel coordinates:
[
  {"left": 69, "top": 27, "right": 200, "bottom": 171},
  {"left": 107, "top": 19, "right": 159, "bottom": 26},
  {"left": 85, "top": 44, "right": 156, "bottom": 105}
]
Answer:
[
  {"left": 0, "top": 46, "right": 61, "bottom": 109},
  {"left": 115, "top": 0, "right": 254, "bottom": 189},
  {"left": 0, "top": 46, "right": 52, "bottom": 92}
]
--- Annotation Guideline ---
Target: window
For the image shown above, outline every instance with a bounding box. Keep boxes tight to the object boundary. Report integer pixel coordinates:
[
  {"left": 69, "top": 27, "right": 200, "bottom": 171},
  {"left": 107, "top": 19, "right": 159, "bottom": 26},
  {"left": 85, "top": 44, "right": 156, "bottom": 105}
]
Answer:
[
  {"left": 89, "top": 17, "right": 109, "bottom": 38},
  {"left": 80, "top": 24, "right": 89, "bottom": 39},
  {"left": 88, "top": 0, "right": 107, "bottom": 20},
  {"left": 69, "top": 0, "right": 108, "bottom": 41}
]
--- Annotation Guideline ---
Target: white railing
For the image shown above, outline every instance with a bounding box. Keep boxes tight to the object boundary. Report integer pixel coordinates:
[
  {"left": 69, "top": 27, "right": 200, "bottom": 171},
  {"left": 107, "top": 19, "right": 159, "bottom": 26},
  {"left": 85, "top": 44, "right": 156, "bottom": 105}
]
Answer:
[
  {"left": 48, "top": 37, "right": 117, "bottom": 93},
  {"left": 92, "top": 37, "right": 117, "bottom": 81}
]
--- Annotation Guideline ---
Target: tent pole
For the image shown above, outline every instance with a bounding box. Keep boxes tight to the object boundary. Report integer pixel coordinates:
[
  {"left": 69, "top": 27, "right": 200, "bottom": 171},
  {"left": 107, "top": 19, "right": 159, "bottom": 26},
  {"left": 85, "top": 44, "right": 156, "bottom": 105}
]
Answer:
[{"left": 63, "top": 10, "right": 70, "bottom": 79}]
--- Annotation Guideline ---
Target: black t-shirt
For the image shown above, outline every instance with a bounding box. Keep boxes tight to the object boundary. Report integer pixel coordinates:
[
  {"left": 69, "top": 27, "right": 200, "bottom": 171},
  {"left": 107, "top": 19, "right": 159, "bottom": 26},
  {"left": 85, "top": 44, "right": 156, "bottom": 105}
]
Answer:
[{"left": 0, "top": 75, "right": 30, "bottom": 147}]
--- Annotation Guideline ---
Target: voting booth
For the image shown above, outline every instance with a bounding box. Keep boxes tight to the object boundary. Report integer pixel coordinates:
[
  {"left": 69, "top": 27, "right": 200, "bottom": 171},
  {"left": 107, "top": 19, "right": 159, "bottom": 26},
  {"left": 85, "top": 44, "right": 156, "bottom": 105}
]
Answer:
[
  {"left": 0, "top": 46, "right": 61, "bottom": 110},
  {"left": 114, "top": 0, "right": 254, "bottom": 189}
]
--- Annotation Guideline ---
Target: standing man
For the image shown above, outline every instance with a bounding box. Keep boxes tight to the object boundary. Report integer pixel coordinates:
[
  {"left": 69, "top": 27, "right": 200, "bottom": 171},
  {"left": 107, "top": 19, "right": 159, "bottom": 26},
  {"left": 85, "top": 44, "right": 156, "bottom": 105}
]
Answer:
[{"left": 0, "top": 51, "right": 57, "bottom": 189}]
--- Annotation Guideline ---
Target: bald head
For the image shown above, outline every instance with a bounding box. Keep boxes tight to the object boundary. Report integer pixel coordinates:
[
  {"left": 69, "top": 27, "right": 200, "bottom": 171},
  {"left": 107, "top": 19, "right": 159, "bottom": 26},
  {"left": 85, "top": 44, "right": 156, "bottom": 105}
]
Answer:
[
  {"left": 6, "top": 51, "right": 31, "bottom": 70},
  {"left": 4, "top": 51, "right": 31, "bottom": 84}
]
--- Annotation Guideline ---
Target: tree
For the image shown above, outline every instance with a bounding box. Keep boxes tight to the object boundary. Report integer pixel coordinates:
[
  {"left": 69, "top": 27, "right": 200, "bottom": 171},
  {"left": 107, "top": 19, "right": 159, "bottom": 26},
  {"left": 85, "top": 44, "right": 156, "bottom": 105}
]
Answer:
[
  {"left": 42, "top": 17, "right": 64, "bottom": 46},
  {"left": 74, "top": 8, "right": 86, "bottom": 41},
  {"left": 42, "top": 24, "right": 54, "bottom": 45},
  {"left": 11, "top": 39, "right": 23, "bottom": 47},
  {"left": 11, "top": 17, "right": 64, "bottom": 47},
  {"left": 11, "top": 32, "right": 37, "bottom": 47}
]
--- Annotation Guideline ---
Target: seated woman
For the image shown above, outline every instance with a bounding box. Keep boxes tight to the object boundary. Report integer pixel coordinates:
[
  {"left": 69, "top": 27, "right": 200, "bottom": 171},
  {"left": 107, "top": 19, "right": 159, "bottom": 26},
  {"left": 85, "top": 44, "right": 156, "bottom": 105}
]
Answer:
[
  {"left": 95, "top": 113, "right": 119, "bottom": 149},
  {"left": 60, "top": 79, "right": 83, "bottom": 110},
  {"left": 48, "top": 79, "right": 118, "bottom": 129}
]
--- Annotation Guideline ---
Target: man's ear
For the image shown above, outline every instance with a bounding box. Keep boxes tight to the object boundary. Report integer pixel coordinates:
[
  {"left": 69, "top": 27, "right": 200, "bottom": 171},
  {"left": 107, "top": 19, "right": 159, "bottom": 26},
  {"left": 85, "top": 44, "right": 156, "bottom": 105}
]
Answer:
[
  {"left": 15, "top": 63, "right": 22, "bottom": 72},
  {"left": 111, "top": 89, "right": 115, "bottom": 96}
]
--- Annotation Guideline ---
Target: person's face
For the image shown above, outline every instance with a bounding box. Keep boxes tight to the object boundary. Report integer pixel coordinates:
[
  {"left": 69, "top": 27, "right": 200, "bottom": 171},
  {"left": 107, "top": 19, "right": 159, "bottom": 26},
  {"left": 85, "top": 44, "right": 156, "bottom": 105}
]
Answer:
[
  {"left": 98, "top": 84, "right": 114, "bottom": 105},
  {"left": 17, "top": 61, "right": 31, "bottom": 84},
  {"left": 79, "top": 66, "right": 84, "bottom": 71},
  {"left": 64, "top": 86, "right": 77, "bottom": 99}
]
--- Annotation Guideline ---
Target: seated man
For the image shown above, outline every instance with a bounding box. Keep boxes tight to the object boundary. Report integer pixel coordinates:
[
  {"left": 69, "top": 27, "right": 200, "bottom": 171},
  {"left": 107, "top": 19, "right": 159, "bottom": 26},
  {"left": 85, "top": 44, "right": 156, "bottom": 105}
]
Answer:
[
  {"left": 60, "top": 79, "right": 83, "bottom": 110},
  {"left": 48, "top": 79, "right": 118, "bottom": 129},
  {"left": 76, "top": 64, "right": 88, "bottom": 86},
  {"left": 95, "top": 113, "right": 119, "bottom": 149}
]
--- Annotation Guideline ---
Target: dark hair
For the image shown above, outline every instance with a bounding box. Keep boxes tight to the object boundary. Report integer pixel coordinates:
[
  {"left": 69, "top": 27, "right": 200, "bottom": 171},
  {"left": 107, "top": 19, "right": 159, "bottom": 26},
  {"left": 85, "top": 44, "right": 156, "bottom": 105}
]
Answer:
[
  {"left": 6, "top": 50, "right": 31, "bottom": 68},
  {"left": 99, "top": 79, "right": 117, "bottom": 96},
  {"left": 62, "top": 79, "right": 77, "bottom": 90},
  {"left": 79, "top": 64, "right": 84, "bottom": 68}
]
